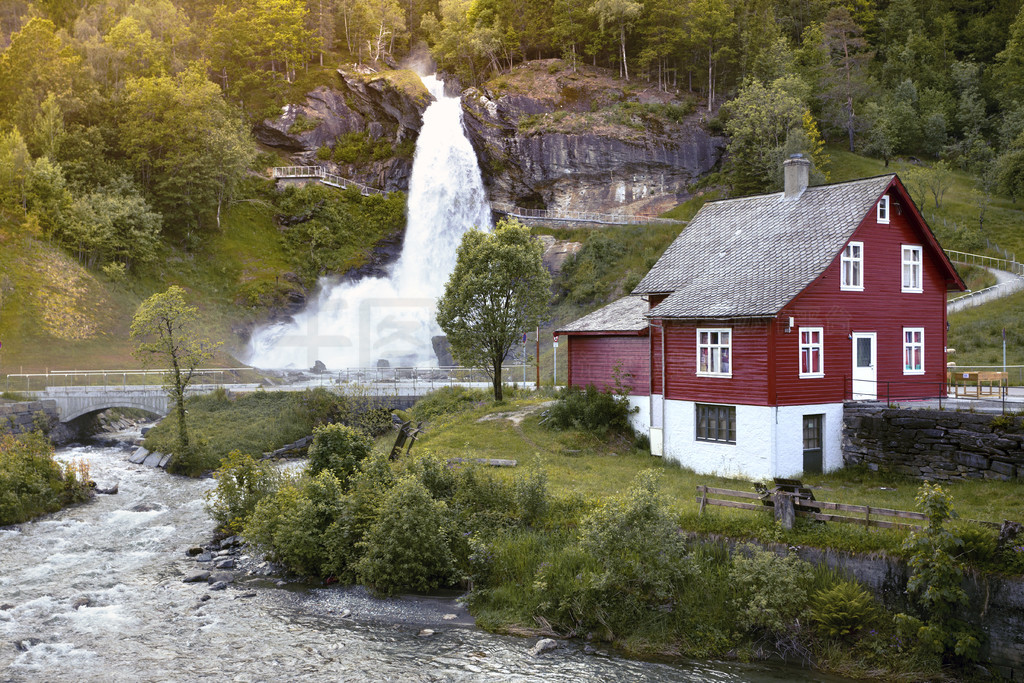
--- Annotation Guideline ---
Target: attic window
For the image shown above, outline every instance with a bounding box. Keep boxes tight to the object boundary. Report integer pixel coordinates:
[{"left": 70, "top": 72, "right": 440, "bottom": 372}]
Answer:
[
  {"left": 840, "top": 242, "right": 863, "bottom": 291},
  {"left": 877, "top": 195, "right": 890, "bottom": 224}
]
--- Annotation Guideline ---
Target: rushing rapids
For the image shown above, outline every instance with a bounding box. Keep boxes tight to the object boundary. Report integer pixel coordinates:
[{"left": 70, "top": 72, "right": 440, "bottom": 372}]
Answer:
[
  {"left": 0, "top": 436, "right": 841, "bottom": 681},
  {"left": 247, "top": 74, "right": 492, "bottom": 370}
]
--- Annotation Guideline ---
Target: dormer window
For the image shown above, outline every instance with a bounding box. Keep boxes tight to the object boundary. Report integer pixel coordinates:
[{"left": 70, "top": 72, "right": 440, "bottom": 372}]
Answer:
[
  {"left": 877, "top": 195, "right": 890, "bottom": 224},
  {"left": 841, "top": 242, "right": 863, "bottom": 291},
  {"left": 902, "top": 245, "right": 922, "bottom": 292}
]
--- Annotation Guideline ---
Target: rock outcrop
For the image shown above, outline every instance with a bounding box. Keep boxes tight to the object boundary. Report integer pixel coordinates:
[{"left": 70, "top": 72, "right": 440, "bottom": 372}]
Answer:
[
  {"left": 460, "top": 60, "right": 725, "bottom": 215},
  {"left": 254, "top": 68, "right": 433, "bottom": 192}
]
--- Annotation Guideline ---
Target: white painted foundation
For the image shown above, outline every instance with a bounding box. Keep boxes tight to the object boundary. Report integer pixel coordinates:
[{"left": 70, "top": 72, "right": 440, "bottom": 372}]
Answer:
[
  {"left": 627, "top": 395, "right": 650, "bottom": 437},
  {"left": 652, "top": 399, "right": 844, "bottom": 480}
]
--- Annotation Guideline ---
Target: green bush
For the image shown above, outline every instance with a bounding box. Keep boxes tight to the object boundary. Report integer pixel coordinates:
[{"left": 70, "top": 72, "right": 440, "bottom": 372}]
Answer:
[
  {"left": 166, "top": 438, "right": 217, "bottom": 477},
  {"left": 729, "top": 544, "right": 814, "bottom": 637},
  {"left": 206, "top": 450, "right": 284, "bottom": 532},
  {"left": 355, "top": 474, "right": 455, "bottom": 595},
  {"left": 288, "top": 114, "right": 321, "bottom": 134},
  {"left": 244, "top": 470, "right": 348, "bottom": 577},
  {"left": 0, "top": 432, "right": 88, "bottom": 525},
  {"left": 810, "top": 580, "right": 878, "bottom": 637},
  {"left": 533, "top": 471, "right": 692, "bottom": 636},
  {"left": 544, "top": 384, "right": 636, "bottom": 436},
  {"left": 307, "top": 423, "right": 373, "bottom": 487}
]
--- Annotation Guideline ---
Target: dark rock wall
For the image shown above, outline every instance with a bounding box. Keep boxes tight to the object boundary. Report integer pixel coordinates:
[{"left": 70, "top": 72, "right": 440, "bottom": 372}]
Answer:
[
  {"left": 843, "top": 402, "right": 1024, "bottom": 481},
  {"left": 461, "top": 88, "right": 724, "bottom": 213}
]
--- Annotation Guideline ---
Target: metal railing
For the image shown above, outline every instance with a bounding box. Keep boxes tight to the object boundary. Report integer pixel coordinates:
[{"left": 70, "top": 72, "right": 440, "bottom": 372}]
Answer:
[
  {"left": 844, "top": 374, "right": 1024, "bottom": 414},
  {"left": 945, "top": 249, "right": 1024, "bottom": 277},
  {"left": 286, "top": 365, "right": 534, "bottom": 397},
  {"left": 491, "top": 202, "right": 684, "bottom": 226},
  {"left": 4, "top": 368, "right": 253, "bottom": 392},
  {"left": 272, "top": 166, "right": 389, "bottom": 197}
]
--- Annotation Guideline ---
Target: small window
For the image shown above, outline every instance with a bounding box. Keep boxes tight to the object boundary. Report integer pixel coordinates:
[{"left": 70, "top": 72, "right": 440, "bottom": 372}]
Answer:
[
  {"left": 697, "top": 328, "right": 731, "bottom": 376},
  {"left": 877, "top": 195, "right": 890, "bottom": 224},
  {"left": 696, "top": 403, "right": 736, "bottom": 444},
  {"left": 902, "top": 245, "right": 922, "bottom": 292},
  {"left": 903, "top": 327, "right": 924, "bottom": 374},
  {"left": 841, "top": 242, "right": 863, "bottom": 291},
  {"left": 799, "top": 327, "right": 824, "bottom": 377}
]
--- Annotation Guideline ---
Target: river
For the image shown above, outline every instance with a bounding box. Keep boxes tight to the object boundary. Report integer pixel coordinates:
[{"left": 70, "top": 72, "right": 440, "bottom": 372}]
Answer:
[{"left": 1, "top": 437, "right": 846, "bottom": 682}]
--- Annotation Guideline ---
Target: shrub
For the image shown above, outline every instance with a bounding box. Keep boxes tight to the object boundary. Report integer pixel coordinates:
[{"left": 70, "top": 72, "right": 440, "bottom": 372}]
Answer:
[
  {"left": 356, "top": 474, "right": 455, "bottom": 595},
  {"left": 205, "top": 450, "right": 284, "bottom": 532},
  {"left": 307, "top": 423, "right": 373, "bottom": 487},
  {"left": 0, "top": 432, "right": 88, "bottom": 525},
  {"left": 896, "top": 483, "right": 980, "bottom": 661},
  {"left": 534, "top": 471, "right": 691, "bottom": 635},
  {"left": 101, "top": 261, "right": 127, "bottom": 282},
  {"left": 544, "top": 384, "right": 636, "bottom": 436},
  {"left": 810, "top": 580, "right": 878, "bottom": 637},
  {"left": 729, "top": 545, "right": 814, "bottom": 637},
  {"left": 166, "top": 438, "right": 216, "bottom": 477},
  {"left": 244, "top": 470, "right": 347, "bottom": 577},
  {"left": 288, "top": 114, "right": 320, "bottom": 134}
]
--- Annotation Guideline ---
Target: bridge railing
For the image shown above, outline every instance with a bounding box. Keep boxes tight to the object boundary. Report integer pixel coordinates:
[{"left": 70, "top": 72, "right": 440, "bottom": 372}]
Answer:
[
  {"left": 279, "top": 365, "right": 534, "bottom": 397},
  {"left": 4, "top": 368, "right": 254, "bottom": 392}
]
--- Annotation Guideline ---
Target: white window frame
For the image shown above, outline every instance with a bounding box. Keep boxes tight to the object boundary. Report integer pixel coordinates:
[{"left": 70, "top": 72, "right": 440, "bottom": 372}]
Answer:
[
  {"left": 902, "top": 245, "right": 923, "bottom": 293},
  {"left": 903, "top": 327, "right": 925, "bottom": 375},
  {"left": 877, "top": 195, "right": 890, "bottom": 224},
  {"left": 799, "top": 327, "right": 824, "bottom": 378},
  {"left": 695, "top": 403, "right": 736, "bottom": 444},
  {"left": 696, "top": 328, "right": 732, "bottom": 377},
  {"left": 840, "top": 241, "right": 864, "bottom": 291}
]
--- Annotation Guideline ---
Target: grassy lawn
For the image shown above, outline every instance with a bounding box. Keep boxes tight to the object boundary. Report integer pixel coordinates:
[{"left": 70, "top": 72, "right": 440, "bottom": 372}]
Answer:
[{"left": 413, "top": 396, "right": 1024, "bottom": 567}]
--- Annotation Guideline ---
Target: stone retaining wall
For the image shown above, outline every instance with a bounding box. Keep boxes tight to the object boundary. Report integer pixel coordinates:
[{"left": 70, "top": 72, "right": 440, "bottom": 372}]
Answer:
[
  {"left": 843, "top": 402, "right": 1024, "bottom": 481},
  {"left": 0, "top": 400, "right": 59, "bottom": 436}
]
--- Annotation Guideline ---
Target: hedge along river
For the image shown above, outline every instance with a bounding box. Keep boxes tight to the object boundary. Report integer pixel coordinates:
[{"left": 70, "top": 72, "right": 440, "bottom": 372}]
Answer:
[{"left": 0, "top": 437, "right": 850, "bottom": 682}]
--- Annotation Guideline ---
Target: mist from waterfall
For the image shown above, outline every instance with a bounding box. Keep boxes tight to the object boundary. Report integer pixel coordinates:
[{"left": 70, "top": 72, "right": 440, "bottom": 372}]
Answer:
[{"left": 246, "top": 75, "right": 492, "bottom": 369}]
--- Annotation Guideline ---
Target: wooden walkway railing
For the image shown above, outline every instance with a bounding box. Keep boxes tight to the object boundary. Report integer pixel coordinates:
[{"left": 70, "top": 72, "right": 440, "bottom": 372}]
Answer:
[{"left": 272, "top": 166, "right": 390, "bottom": 197}]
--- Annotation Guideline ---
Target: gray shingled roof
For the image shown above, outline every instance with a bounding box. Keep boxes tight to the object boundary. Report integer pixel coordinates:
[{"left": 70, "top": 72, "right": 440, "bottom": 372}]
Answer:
[
  {"left": 633, "top": 175, "right": 894, "bottom": 319},
  {"left": 557, "top": 295, "right": 648, "bottom": 333}
]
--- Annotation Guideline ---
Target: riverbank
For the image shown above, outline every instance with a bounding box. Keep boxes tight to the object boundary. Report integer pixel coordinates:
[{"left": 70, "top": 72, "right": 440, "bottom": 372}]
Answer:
[{"left": 3, "top": 437, "right": 843, "bottom": 682}]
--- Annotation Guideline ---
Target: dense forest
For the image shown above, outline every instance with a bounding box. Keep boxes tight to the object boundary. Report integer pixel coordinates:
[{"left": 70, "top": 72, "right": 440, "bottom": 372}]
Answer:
[{"left": 2, "top": 0, "right": 1024, "bottom": 275}]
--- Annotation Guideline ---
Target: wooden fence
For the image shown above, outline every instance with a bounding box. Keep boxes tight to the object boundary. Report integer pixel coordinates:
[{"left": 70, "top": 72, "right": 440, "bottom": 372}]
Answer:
[{"left": 696, "top": 484, "right": 1002, "bottom": 531}]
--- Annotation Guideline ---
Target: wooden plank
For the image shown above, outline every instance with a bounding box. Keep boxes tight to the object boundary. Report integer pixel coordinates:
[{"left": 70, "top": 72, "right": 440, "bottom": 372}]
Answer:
[
  {"left": 695, "top": 496, "right": 772, "bottom": 512},
  {"left": 794, "top": 498, "right": 928, "bottom": 520},
  {"left": 697, "top": 486, "right": 765, "bottom": 501},
  {"left": 795, "top": 510, "right": 922, "bottom": 530}
]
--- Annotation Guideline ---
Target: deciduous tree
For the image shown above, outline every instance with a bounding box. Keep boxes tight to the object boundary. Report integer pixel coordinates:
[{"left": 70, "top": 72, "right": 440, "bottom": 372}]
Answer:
[
  {"left": 436, "top": 218, "right": 551, "bottom": 401},
  {"left": 131, "top": 286, "right": 221, "bottom": 454}
]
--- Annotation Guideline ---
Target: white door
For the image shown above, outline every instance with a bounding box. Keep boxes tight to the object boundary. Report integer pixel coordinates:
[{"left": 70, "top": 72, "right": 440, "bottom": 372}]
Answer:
[
  {"left": 851, "top": 332, "right": 877, "bottom": 400},
  {"left": 650, "top": 394, "right": 664, "bottom": 456}
]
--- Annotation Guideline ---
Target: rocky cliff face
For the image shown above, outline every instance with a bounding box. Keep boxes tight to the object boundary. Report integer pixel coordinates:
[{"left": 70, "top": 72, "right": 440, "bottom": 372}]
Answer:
[
  {"left": 254, "top": 68, "right": 432, "bottom": 191},
  {"left": 460, "top": 60, "right": 725, "bottom": 215}
]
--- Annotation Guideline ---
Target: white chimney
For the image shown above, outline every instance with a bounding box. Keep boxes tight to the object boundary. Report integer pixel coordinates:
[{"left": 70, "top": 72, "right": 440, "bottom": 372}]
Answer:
[{"left": 783, "top": 154, "right": 810, "bottom": 199}]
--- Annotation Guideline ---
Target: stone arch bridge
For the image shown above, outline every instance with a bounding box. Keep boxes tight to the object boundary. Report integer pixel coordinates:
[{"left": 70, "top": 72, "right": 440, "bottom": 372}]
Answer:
[{"left": 33, "top": 384, "right": 260, "bottom": 422}]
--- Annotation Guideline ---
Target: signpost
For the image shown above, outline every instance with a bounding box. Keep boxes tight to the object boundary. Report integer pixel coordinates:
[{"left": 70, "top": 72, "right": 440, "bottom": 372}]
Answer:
[{"left": 553, "top": 333, "right": 558, "bottom": 386}]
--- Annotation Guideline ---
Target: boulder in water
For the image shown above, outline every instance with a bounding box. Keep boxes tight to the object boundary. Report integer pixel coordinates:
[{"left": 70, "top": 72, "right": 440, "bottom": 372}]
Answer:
[
  {"left": 183, "top": 571, "right": 211, "bottom": 583},
  {"left": 529, "top": 638, "right": 558, "bottom": 656}
]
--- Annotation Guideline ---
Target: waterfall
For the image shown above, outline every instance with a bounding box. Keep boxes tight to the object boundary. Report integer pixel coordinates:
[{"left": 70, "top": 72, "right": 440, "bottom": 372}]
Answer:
[{"left": 246, "top": 75, "right": 491, "bottom": 369}]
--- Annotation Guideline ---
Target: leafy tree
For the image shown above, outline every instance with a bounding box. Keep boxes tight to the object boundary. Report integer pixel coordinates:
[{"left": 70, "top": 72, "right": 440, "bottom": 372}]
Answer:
[
  {"left": 64, "top": 176, "right": 162, "bottom": 269},
  {"left": 816, "top": 7, "right": 872, "bottom": 152},
  {"left": 724, "top": 75, "right": 823, "bottom": 193},
  {"left": 121, "top": 62, "right": 256, "bottom": 235},
  {"left": 589, "top": 0, "right": 642, "bottom": 81},
  {"left": 436, "top": 218, "right": 551, "bottom": 401},
  {"left": 0, "top": 128, "right": 32, "bottom": 223},
  {"left": 131, "top": 286, "right": 222, "bottom": 455},
  {"left": 995, "top": 5, "right": 1024, "bottom": 109},
  {"left": 686, "top": 0, "right": 736, "bottom": 112}
]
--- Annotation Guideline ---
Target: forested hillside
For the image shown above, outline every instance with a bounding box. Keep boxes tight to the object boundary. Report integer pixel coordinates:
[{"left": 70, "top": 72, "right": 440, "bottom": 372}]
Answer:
[{"left": 2, "top": 0, "right": 1024, "bottom": 371}]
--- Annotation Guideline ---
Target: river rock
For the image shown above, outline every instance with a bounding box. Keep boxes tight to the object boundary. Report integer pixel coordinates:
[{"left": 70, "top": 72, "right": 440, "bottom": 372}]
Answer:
[
  {"left": 208, "top": 571, "right": 235, "bottom": 584},
  {"left": 142, "top": 452, "right": 163, "bottom": 467},
  {"left": 71, "top": 597, "right": 92, "bottom": 610},
  {"left": 183, "top": 571, "right": 211, "bottom": 583},
  {"left": 0, "top": 604, "right": 13, "bottom": 611},
  {"left": 214, "top": 558, "right": 236, "bottom": 569},
  {"left": 186, "top": 547, "right": 205, "bottom": 557},
  {"left": 219, "top": 536, "right": 241, "bottom": 549},
  {"left": 529, "top": 638, "right": 558, "bottom": 656},
  {"left": 417, "top": 629, "right": 435, "bottom": 637},
  {"left": 129, "top": 447, "right": 149, "bottom": 464},
  {"left": 95, "top": 483, "right": 118, "bottom": 495},
  {"left": 13, "top": 638, "right": 40, "bottom": 652},
  {"left": 194, "top": 552, "right": 214, "bottom": 562},
  {"left": 208, "top": 581, "right": 228, "bottom": 591},
  {"left": 131, "top": 502, "right": 161, "bottom": 512}
]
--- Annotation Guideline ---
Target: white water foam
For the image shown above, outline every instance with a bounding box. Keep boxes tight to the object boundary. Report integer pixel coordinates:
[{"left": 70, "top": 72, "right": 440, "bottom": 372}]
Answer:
[{"left": 246, "top": 74, "right": 491, "bottom": 370}]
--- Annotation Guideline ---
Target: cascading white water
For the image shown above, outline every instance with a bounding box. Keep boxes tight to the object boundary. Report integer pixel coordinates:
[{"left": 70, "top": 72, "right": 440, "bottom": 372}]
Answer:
[{"left": 246, "top": 75, "right": 492, "bottom": 370}]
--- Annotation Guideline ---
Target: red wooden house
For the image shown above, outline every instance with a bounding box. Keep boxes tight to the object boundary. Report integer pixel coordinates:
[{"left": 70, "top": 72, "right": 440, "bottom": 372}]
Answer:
[{"left": 557, "top": 157, "right": 966, "bottom": 479}]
